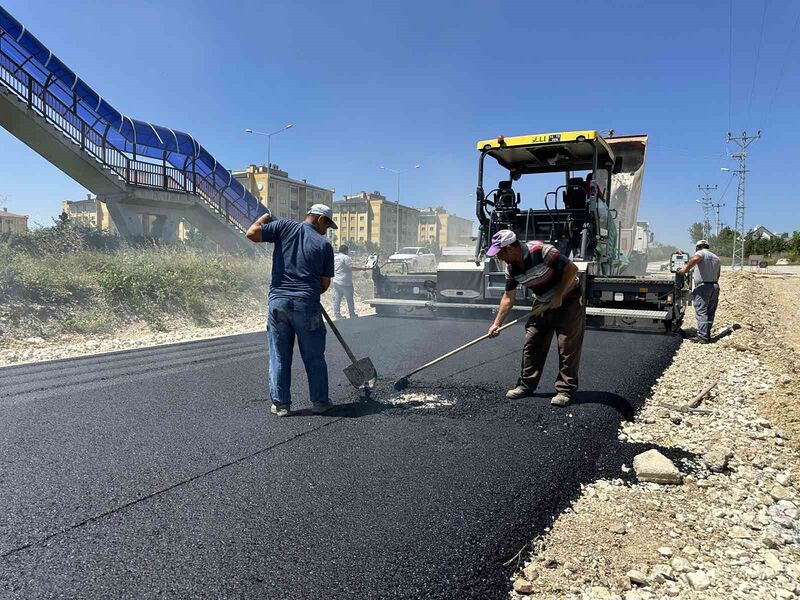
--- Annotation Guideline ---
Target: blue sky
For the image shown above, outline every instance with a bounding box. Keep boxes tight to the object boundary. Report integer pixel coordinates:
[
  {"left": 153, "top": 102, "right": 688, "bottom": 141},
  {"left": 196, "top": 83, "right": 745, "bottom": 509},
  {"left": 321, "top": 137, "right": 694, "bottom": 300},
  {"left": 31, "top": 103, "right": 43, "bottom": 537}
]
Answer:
[{"left": 1, "top": 0, "right": 798, "bottom": 247}]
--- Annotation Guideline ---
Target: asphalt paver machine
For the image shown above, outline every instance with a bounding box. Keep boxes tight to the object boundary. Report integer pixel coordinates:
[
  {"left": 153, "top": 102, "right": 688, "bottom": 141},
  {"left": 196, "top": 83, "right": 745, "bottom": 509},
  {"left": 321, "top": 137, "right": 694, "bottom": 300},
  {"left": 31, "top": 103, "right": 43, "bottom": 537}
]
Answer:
[{"left": 367, "top": 130, "right": 689, "bottom": 332}]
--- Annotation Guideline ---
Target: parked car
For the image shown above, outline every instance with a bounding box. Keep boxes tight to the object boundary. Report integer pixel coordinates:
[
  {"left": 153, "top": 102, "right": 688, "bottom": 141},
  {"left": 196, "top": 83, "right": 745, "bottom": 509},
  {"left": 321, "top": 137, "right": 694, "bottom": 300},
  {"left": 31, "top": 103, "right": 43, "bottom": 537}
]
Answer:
[{"left": 387, "top": 247, "right": 437, "bottom": 272}]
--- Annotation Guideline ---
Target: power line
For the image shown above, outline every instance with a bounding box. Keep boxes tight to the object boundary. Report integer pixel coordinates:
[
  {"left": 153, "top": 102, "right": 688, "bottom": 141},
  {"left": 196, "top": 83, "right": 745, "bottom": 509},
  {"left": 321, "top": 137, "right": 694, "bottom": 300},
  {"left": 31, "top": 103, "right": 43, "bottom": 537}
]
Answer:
[
  {"left": 746, "top": 0, "right": 768, "bottom": 120},
  {"left": 728, "top": 0, "right": 734, "bottom": 131},
  {"left": 767, "top": 5, "right": 800, "bottom": 120},
  {"left": 717, "top": 172, "right": 736, "bottom": 204}
]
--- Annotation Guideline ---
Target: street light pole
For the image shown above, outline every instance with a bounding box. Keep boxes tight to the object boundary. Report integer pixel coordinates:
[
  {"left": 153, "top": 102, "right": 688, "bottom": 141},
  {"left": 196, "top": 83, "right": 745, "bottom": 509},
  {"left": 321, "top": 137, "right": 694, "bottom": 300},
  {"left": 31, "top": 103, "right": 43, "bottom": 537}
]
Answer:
[
  {"left": 380, "top": 164, "right": 420, "bottom": 252},
  {"left": 245, "top": 124, "right": 294, "bottom": 214}
]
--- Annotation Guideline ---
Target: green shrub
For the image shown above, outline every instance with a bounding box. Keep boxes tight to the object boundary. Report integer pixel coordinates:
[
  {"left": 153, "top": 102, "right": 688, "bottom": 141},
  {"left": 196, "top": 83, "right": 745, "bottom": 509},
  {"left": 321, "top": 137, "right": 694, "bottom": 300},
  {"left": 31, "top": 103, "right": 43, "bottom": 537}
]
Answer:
[{"left": 0, "top": 236, "right": 268, "bottom": 339}]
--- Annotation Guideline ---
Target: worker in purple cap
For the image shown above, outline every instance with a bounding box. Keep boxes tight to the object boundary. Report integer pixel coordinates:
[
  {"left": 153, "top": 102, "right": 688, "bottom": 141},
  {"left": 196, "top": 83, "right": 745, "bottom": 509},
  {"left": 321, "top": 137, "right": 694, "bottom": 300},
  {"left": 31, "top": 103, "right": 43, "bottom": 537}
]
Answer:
[{"left": 485, "top": 229, "right": 585, "bottom": 407}]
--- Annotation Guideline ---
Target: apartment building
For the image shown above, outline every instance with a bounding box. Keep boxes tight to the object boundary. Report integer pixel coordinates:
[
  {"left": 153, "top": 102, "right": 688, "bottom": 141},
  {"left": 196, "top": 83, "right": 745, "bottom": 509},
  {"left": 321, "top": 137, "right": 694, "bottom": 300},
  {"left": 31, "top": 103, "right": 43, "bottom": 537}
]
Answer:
[
  {"left": 62, "top": 194, "right": 116, "bottom": 233},
  {"left": 418, "top": 206, "right": 473, "bottom": 250},
  {"left": 231, "top": 164, "right": 333, "bottom": 221},
  {"left": 0, "top": 206, "right": 28, "bottom": 234},
  {"left": 331, "top": 191, "right": 420, "bottom": 250}
]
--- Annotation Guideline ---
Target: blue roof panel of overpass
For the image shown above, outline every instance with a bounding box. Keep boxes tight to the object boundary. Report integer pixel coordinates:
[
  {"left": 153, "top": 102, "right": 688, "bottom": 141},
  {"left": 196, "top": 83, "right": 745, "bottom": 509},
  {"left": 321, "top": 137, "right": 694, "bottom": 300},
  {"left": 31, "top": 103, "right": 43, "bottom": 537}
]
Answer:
[{"left": 0, "top": 5, "right": 265, "bottom": 223}]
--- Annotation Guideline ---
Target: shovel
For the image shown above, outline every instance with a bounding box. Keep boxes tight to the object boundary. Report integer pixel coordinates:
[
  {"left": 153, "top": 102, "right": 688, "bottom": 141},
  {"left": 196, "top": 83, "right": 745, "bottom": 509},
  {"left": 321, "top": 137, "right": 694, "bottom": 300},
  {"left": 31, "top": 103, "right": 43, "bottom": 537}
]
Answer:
[
  {"left": 320, "top": 307, "right": 377, "bottom": 389},
  {"left": 393, "top": 316, "right": 524, "bottom": 390}
]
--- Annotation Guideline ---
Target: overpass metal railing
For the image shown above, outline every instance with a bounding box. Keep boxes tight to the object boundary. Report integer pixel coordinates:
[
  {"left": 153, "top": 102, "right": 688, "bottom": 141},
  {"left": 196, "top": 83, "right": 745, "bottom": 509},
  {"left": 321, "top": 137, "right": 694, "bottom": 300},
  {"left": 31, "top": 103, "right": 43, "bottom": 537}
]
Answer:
[{"left": 0, "top": 41, "right": 247, "bottom": 233}]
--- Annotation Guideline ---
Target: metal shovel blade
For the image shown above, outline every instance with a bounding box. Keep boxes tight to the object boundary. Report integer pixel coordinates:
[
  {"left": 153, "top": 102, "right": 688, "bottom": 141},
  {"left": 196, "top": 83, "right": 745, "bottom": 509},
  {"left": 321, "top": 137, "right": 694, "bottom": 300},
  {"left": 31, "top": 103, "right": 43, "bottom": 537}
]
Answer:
[{"left": 343, "top": 357, "right": 377, "bottom": 389}]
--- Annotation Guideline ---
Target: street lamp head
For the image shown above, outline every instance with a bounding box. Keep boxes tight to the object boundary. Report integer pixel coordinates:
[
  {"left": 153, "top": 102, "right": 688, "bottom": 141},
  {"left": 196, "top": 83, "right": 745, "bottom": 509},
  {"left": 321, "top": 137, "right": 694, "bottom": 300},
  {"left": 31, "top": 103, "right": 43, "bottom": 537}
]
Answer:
[
  {"left": 380, "top": 166, "right": 386, "bottom": 170},
  {"left": 720, "top": 167, "right": 730, "bottom": 172},
  {"left": 285, "top": 124, "right": 294, "bottom": 129},
  {"left": 244, "top": 128, "right": 253, "bottom": 133},
  {"left": 414, "top": 164, "right": 421, "bottom": 169}
]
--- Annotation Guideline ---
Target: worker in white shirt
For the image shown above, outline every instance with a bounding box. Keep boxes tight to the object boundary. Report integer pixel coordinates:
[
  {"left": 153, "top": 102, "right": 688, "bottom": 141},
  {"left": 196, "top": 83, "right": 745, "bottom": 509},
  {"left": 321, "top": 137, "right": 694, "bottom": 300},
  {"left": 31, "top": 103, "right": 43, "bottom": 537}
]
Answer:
[{"left": 332, "top": 245, "right": 369, "bottom": 320}]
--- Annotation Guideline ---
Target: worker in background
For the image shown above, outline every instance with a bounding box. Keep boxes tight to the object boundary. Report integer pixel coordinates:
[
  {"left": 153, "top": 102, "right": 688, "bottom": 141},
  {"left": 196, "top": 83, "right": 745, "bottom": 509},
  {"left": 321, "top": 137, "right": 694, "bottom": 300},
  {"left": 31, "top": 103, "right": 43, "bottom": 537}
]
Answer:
[
  {"left": 333, "top": 245, "right": 369, "bottom": 320},
  {"left": 679, "top": 239, "right": 721, "bottom": 344},
  {"left": 583, "top": 172, "right": 603, "bottom": 198},
  {"left": 246, "top": 204, "right": 337, "bottom": 417},
  {"left": 486, "top": 230, "right": 585, "bottom": 407}
]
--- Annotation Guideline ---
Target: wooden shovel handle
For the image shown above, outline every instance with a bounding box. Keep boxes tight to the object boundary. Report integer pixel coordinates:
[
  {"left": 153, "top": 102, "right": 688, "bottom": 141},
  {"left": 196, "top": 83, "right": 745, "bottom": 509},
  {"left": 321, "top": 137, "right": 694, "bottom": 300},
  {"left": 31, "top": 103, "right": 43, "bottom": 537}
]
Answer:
[
  {"left": 401, "top": 316, "right": 524, "bottom": 380},
  {"left": 320, "top": 307, "right": 358, "bottom": 364}
]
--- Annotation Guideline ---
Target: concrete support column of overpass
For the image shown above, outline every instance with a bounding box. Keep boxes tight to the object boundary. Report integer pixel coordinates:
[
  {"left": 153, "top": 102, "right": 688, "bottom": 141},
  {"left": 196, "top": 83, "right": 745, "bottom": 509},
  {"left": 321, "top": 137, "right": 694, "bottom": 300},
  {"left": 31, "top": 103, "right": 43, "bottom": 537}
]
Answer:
[{"left": 103, "top": 189, "right": 252, "bottom": 253}]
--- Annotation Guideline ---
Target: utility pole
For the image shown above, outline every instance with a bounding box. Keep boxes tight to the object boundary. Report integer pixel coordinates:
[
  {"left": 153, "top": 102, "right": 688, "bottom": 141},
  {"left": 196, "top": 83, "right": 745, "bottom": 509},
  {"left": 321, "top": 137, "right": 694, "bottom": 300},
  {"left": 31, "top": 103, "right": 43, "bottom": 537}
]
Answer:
[
  {"left": 725, "top": 130, "right": 760, "bottom": 269},
  {"left": 697, "top": 184, "right": 717, "bottom": 240},
  {"left": 711, "top": 201, "right": 725, "bottom": 237},
  {"left": 380, "top": 164, "right": 421, "bottom": 253}
]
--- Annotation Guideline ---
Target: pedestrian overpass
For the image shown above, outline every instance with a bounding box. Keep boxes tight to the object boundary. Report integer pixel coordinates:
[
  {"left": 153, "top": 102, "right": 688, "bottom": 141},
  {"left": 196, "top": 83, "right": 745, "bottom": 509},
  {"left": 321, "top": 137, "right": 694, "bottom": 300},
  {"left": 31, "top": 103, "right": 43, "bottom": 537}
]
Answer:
[{"left": 0, "top": 6, "right": 264, "bottom": 252}]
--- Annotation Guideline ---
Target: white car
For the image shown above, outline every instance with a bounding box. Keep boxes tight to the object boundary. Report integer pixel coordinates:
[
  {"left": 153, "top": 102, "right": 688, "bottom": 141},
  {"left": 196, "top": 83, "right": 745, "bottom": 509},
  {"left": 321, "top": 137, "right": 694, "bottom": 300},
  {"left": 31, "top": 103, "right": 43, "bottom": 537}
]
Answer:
[{"left": 387, "top": 247, "right": 437, "bottom": 272}]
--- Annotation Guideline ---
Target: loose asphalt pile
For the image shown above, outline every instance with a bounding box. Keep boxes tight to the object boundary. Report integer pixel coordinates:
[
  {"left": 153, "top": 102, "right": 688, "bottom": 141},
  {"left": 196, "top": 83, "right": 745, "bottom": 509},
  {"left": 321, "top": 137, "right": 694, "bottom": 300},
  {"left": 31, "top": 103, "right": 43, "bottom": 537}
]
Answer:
[{"left": 0, "top": 314, "right": 680, "bottom": 599}]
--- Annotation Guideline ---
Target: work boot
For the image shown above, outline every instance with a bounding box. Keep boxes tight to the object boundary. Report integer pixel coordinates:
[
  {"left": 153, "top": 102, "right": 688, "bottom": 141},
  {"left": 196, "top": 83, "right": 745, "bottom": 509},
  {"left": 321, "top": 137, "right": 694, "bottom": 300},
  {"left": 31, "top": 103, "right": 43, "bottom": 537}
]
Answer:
[
  {"left": 506, "top": 385, "right": 534, "bottom": 400},
  {"left": 312, "top": 402, "right": 333, "bottom": 415},
  {"left": 688, "top": 336, "right": 710, "bottom": 344},
  {"left": 271, "top": 403, "right": 290, "bottom": 417},
  {"left": 550, "top": 392, "right": 572, "bottom": 407}
]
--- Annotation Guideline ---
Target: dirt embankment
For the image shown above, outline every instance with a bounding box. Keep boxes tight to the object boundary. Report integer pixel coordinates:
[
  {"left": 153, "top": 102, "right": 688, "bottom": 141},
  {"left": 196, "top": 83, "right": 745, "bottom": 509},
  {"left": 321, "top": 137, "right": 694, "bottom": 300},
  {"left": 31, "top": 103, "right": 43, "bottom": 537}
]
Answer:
[
  {"left": 0, "top": 255, "right": 375, "bottom": 368},
  {"left": 510, "top": 271, "right": 800, "bottom": 600}
]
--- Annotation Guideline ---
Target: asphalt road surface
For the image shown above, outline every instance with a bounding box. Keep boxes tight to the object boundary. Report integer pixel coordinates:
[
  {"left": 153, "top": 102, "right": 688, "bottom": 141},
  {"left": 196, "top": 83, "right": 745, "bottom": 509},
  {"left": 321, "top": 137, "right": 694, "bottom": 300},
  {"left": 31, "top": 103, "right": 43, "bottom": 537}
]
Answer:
[{"left": 0, "top": 315, "right": 680, "bottom": 599}]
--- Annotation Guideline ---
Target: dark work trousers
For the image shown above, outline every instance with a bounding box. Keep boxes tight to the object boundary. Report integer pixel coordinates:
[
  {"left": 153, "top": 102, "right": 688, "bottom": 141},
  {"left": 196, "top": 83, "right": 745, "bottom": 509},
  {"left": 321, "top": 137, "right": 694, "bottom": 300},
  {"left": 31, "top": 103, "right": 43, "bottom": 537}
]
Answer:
[
  {"left": 692, "top": 282, "right": 720, "bottom": 342},
  {"left": 518, "top": 288, "right": 586, "bottom": 395}
]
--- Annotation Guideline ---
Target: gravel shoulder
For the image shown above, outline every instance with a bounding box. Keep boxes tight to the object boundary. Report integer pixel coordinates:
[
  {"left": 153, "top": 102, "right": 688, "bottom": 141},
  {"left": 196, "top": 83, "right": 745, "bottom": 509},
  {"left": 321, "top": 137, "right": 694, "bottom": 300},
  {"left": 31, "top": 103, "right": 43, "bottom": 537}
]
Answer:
[{"left": 510, "top": 271, "right": 800, "bottom": 600}]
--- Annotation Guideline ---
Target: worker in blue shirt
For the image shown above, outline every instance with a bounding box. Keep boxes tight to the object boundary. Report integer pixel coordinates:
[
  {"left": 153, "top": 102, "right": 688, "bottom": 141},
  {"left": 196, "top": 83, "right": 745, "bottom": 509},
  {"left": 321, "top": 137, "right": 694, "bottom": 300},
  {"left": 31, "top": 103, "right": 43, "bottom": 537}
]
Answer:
[{"left": 246, "top": 204, "right": 337, "bottom": 417}]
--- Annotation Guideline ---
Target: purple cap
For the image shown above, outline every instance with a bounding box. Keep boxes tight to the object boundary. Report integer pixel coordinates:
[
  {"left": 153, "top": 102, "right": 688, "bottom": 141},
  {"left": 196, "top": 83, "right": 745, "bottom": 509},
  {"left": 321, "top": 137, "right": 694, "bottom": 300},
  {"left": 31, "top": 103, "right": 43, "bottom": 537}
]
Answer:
[{"left": 486, "top": 229, "right": 517, "bottom": 257}]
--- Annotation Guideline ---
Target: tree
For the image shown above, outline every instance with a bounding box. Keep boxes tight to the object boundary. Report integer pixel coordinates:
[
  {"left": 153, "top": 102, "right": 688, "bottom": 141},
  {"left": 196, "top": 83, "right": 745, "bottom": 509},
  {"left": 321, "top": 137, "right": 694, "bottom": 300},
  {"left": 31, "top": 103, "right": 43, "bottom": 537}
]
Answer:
[
  {"left": 790, "top": 231, "right": 800, "bottom": 257},
  {"left": 648, "top": 241, "right": 679, "bottom": 262},
  {"left": 711, "top": 227, "right": 735, "bottom": 257},
  {"left": 688, "top": 222, "right": 704, "bottom": 244}
]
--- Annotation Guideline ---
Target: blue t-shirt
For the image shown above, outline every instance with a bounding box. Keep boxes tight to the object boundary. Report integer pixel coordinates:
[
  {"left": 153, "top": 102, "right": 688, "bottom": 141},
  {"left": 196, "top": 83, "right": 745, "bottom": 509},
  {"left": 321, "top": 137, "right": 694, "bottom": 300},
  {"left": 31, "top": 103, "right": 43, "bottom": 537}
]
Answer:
[{"left": 261, "top": 220, "right": 334, "bottom": 302}]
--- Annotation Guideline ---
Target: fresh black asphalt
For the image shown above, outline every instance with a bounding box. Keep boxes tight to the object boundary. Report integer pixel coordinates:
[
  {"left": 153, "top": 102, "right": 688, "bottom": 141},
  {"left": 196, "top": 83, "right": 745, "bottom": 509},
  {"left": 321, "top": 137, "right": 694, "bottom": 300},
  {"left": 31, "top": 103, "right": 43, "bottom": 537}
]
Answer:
[{"left": 0, "top": 315, "right": 681, "bottom": 599}]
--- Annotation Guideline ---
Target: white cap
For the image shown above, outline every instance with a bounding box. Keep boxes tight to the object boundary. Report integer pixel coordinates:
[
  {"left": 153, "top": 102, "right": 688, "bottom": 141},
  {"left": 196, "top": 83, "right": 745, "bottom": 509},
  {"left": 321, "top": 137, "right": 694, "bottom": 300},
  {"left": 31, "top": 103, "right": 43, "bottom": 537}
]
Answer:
[
  {"left": 307, "top": 204, "right": 337, "bottom": 229},
  {"left": 696, "top": 239, "right": 709, "bottom": 247}
]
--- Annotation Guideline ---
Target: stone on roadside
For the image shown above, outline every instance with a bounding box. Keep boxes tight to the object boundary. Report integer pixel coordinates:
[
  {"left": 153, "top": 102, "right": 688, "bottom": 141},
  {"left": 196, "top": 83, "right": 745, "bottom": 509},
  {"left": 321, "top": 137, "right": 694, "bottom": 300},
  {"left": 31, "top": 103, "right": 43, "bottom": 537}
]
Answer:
[
  {"left": 589, "top": 586, "right": 613, "bottom": 599},
  {"left": 764, "top": 551, "right": 783, "bottom": 572},
  {"left": 657, "top": 546, "right": 673, "bottom": 558},
  {"left": 513, "top": 577, "right": 535, "bottom": 594},
  {"left": 522, "top": 563, "right": 539, "bottom": 581},
  {"left": 730, "top": 526, "right": 751, "bottom": 539},
  {"left": 684, "top": 570, "right": 710, "bottom": 590},
  {"left": 770, "top": 485, "right": 791, "bottom": 501},
  {"left": 762, "top": 530, "right": 786, "bottom": 549},
  {"left": 633, "top": 449, "right": 682, "bottom": 484},
  {"left": 609, "top": 521, "right": 627, "bottom": 535},
  {"left": 650, "top": 564, "right": 675, "bottom": 583},
  {"left": 703, "top": 445, "right": 733, "bottom": 473},
  {"left": 670, "top": 557, "right": 693, "bottom": 573},
  {"left": 626, "top": 569, "right": 649, "bottom": 587}
]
